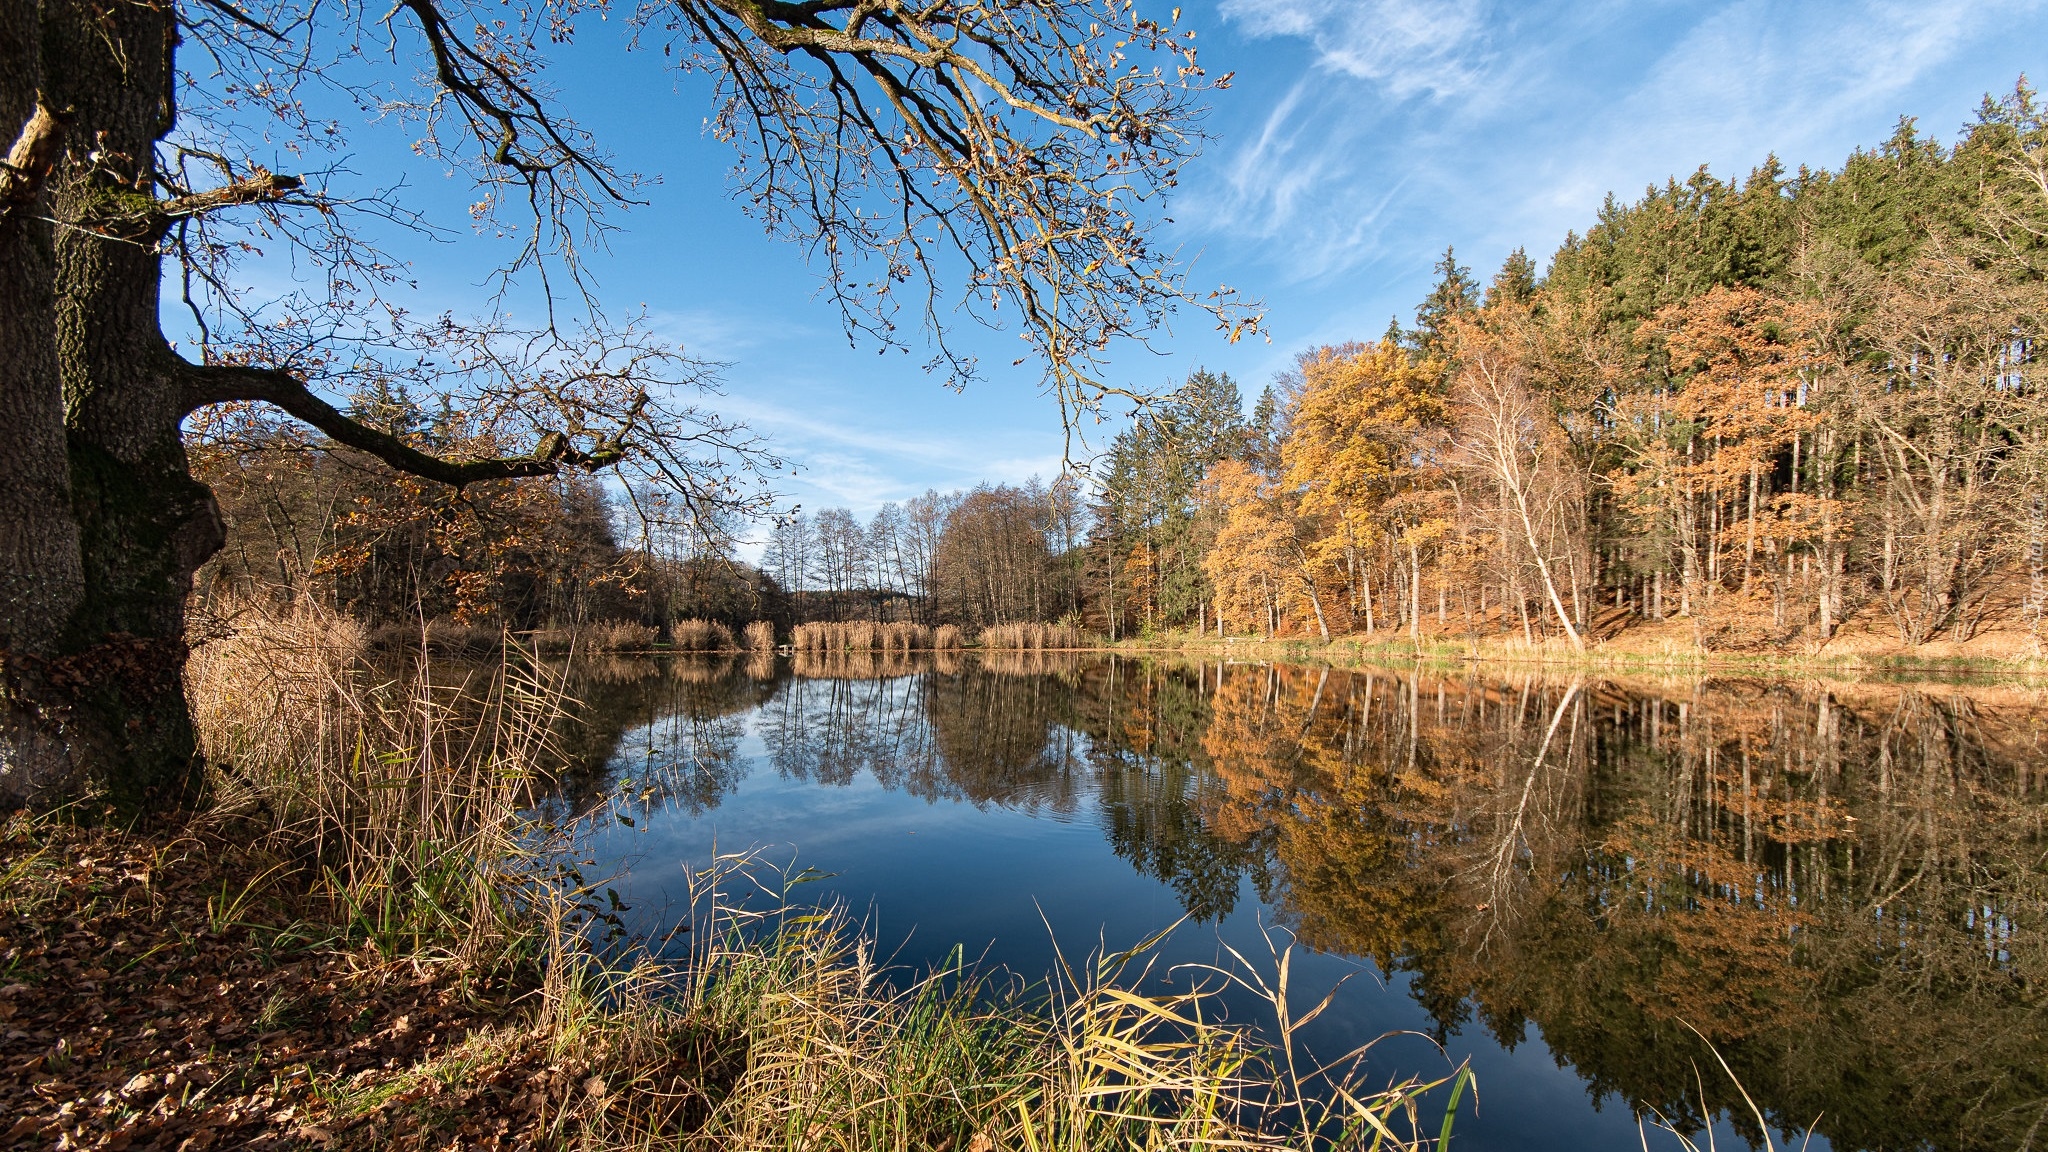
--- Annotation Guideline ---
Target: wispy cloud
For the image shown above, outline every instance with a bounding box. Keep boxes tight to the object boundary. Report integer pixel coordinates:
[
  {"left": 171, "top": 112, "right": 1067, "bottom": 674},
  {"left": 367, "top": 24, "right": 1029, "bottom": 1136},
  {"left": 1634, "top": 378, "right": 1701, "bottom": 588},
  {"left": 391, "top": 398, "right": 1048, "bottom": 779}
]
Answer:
[
  {"left": 714, "top": 391, "right": 1067, "bottom": 518},
  {"left": 1219, "top": 0, "right": 1492, "bottom": 99},
  {"left": 1188, "top": 0, "right": 2042, "bottom": 293}
]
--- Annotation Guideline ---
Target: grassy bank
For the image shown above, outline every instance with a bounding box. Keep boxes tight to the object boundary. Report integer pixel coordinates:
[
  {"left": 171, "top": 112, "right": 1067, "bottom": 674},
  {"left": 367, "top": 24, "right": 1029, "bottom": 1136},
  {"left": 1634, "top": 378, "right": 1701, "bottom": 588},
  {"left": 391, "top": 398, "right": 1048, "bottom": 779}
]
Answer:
[
  {"left": 1, "top": 605, "right": 1472, "bottom": 1150},
  {"left": 1098, "top": 625, "right": 2048, "bottom": 682}
]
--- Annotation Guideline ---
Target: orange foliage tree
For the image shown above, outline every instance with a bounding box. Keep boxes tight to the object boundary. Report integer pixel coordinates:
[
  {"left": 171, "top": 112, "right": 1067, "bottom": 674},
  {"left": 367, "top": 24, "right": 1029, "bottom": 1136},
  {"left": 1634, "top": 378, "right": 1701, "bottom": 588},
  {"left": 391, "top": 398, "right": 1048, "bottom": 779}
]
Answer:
[
  {"left": 1282, "top": 342, "right": 1451, "bottom": 637},
  {"left": 1198, "top": 460, "right": 1332, "bottom": 639}
]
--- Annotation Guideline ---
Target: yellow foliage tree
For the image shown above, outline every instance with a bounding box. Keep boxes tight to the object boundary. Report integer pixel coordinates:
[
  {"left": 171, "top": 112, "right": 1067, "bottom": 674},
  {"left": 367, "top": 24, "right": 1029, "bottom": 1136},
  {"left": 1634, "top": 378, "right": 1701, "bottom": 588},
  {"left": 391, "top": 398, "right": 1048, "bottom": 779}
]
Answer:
[
  {"left": 1281, "top": 342, "right": 1452, "bottom": 637},
  {"left": 1619, "top": 286, "right": 1822, "bottom": 624},
  {"left": 1199, "top": 460, "right": 1333, "bottom": 639}
]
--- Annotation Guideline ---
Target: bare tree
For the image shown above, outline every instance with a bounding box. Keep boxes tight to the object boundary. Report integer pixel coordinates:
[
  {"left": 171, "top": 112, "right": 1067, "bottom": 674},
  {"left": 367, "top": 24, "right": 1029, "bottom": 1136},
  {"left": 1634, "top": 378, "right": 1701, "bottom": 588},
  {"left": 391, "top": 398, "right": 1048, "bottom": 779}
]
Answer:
[
  {"left": 1451, "top": 329, "right": 1588, "bottom": 650},
  {"left": 0, "top": 0, "right": 1249, "bottom": 807}
]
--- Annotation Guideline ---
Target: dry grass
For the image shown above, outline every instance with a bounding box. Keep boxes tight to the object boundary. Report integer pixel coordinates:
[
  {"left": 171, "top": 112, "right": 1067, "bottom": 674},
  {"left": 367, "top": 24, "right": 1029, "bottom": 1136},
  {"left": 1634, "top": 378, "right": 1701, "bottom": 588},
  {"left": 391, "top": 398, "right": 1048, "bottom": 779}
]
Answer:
[
  {"left": 742, "top": 620, "right": 776, "bottom": 651},
  {"left": 933, "top": 624, "right": 964, "bottom": 650},
  {"left": 670, "top": 619, "right": 738, "bottom": 652},
  {"left": 360, "top": 616, "right": 501, "bottom": 657},
  {"left": 791, "top": 621, "right": 942, "bottom": 651},
  {"left": 186, "top": 599, "right": 568, "bottom": 962},
  {"left": 978, "top": 622, "right": 1089, "bottom": 650},
  {"left": 513, "top": 854, "right": 1473, "bottom": 1151}
]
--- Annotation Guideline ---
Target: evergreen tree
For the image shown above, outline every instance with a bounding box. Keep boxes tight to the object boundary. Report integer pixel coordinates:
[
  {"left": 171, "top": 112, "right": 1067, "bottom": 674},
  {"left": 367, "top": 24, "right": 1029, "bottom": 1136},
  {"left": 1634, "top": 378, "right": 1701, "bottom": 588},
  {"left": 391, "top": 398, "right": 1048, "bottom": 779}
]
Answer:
[
  {"left": 1485, "top": 247, "right": 1538, "bottom": 308},
  {"left": 1413, "top": 246, "right": 1480, "bottom": 354}
]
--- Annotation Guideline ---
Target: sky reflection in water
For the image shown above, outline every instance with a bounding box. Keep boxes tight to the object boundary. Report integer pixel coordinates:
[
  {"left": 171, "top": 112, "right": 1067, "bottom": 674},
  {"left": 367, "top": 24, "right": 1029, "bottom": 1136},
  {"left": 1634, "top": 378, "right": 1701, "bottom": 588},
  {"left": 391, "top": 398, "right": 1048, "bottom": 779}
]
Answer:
[{"left": 571, "top": 654, "right": 2048, "bottom": 1152}]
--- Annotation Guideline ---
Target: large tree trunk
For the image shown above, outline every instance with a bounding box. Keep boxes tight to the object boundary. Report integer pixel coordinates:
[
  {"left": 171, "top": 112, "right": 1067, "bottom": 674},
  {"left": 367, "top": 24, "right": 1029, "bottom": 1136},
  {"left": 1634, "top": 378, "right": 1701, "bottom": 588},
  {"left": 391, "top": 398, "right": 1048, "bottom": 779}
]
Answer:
[
  {"left": 0, "top": 0, "right": 222, "bottom": 813},
  {"left": 52, "top": 9, "right": 224, "bottom": 803},
  {"left": 0, "top": 0, "right": 94, "bottom": 809}
]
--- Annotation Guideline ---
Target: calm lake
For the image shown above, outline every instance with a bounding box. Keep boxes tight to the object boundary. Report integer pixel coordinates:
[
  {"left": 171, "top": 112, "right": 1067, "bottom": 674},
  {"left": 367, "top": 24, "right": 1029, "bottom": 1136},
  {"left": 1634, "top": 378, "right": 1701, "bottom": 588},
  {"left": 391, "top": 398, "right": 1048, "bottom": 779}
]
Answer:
[{"left": 564, "top": 652, "right": 2048, "bottom": 1152}]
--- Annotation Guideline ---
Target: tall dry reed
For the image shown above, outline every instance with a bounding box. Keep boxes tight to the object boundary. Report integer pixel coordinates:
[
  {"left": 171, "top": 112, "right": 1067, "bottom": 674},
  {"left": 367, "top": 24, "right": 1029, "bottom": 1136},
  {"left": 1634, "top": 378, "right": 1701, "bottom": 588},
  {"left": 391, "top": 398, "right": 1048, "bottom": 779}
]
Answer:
[
  {"left": 790, "top": 620, "right": 938, "bottom": 651},
  {"left": 540, "top": 853, "right": 1472, "bottom": 1151},
  {"left": 588, "top": 621, "right": 658, "bottom": 651},
  {"left": 977, "top": 622, "right": 1088, "bottom": 650},
  {"left": 527, "top": 620, "right": 664, "bottom": 652},
  {"left": 742, "top": 620, "right": 776, "bottom": 651},
  {"left": 186, "top": 599, "right": 570, "bottom": 960},
  {"left": 670, "top": 619, "right": 738, "bottom": 651}
]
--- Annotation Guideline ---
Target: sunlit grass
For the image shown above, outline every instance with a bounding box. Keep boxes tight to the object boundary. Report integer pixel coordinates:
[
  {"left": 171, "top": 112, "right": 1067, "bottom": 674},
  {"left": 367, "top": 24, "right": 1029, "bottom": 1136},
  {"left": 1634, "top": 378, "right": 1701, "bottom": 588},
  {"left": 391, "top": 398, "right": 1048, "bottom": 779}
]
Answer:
[{"left": 182, "top": 600, "right": 1471, "bottom": 1149}]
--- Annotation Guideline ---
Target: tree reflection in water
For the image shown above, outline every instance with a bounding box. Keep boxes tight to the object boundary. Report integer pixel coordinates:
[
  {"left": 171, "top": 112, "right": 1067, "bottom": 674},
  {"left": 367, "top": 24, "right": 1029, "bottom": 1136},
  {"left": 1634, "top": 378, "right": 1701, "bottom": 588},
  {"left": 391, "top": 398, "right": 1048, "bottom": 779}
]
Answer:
[{"left": 577, "top": 654, "right": 2048, "bottom": 1152}]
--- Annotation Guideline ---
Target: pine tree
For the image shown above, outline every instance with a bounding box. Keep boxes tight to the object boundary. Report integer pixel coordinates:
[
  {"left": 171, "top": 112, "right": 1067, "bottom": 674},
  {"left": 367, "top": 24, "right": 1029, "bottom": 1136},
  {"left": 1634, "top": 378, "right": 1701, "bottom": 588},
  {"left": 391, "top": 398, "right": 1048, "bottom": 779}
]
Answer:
[
  {"left": 1485, "top": 248, "right": 1538, "bottom": 308},
  {"left": 1414, "top": 246, "right": 1480, "bottom": 355}
]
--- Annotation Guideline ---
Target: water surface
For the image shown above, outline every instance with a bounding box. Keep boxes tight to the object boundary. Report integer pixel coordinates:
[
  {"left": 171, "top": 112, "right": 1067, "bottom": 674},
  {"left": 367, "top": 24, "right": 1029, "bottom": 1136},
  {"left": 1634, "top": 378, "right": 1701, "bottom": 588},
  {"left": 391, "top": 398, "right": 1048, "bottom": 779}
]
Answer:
[{"left": 566, "top": 652, "right": 2048, "bottom": 1152}]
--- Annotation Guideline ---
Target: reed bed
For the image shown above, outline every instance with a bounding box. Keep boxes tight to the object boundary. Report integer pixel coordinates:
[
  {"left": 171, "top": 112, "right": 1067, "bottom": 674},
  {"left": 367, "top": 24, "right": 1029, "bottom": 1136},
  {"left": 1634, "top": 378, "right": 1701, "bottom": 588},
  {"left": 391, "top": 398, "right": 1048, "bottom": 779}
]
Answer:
[
  {"left": 670, "top": 618, "right": 738, "bottom": 652},
  {"left": 529, "top": 621, "right": 659, "bottom": 653},
  {"left": 978, "top": 622, "right": 1089, "bottom": 650},
  {"left": 186, "top": 600, "right": 567, "bottom": 961},
  {"left": 588, "top": 621, "right": 658, "bottom": 651},
  {"left": 365, "top": 617, "right": 501, "bottom": 657},
  {"left": 933, "top": 623, "right": 964, "bottom": 650},
  {"left": 742, "top": 620, "right": 776, "bottom": 651},
  {"left": 790, "top": 620, "right": 941, "bottom": 651}
]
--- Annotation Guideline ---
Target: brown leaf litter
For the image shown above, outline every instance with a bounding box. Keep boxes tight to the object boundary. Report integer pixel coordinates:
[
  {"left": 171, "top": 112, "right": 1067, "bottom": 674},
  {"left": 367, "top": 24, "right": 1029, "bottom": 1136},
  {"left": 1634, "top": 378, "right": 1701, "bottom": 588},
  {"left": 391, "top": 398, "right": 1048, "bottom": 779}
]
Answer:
[{"left": 0, "top": 816, "right": 687, "bottom": 1151}]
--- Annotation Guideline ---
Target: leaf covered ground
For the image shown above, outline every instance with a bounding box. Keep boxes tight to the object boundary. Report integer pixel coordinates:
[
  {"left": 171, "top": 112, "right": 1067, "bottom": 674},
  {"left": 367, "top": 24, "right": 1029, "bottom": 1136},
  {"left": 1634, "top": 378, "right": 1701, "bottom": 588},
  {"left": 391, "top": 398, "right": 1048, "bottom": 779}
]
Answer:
[{"left": 0, "top": 816, "right": 642, "bottom": 1152}]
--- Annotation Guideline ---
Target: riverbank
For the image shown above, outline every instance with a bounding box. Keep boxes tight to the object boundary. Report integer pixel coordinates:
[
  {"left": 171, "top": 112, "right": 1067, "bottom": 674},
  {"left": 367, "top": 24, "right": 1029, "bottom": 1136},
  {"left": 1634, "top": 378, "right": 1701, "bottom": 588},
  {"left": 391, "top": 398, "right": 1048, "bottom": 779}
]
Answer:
[
  {"left": 1099, "top": 614, "right": 2048, "bottom": 682},
  {"left": 0, "top": 820, "right": 1463, "bottom": 1151}
]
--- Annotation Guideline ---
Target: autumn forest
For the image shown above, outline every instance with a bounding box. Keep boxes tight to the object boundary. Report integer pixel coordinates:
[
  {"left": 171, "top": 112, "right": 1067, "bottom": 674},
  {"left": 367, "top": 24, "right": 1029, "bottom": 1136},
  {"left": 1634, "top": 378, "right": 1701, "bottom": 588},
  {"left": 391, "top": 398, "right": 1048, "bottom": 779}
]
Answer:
[
  {"left": 18, "top": 0, "right": 2046, "bottom": 1145},
  {"left": 195, "top": 83, "right": 2048, "bottom": 663}
]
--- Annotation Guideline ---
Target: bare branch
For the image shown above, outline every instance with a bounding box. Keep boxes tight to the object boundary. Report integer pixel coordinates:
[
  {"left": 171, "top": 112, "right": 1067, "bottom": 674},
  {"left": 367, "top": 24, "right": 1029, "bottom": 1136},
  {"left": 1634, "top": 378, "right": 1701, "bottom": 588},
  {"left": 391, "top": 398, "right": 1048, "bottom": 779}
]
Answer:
[{"left": 182, "top": 362, "right": 613, "bottom": 486}]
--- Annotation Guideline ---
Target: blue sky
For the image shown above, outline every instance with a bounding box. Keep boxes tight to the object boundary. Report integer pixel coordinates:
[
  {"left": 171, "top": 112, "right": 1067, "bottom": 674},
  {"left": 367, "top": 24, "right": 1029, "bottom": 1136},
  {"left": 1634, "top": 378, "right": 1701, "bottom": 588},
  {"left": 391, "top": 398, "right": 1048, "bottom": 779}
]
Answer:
[{"left": 220, "top": 0, "right": 2045, "bottom": 548}]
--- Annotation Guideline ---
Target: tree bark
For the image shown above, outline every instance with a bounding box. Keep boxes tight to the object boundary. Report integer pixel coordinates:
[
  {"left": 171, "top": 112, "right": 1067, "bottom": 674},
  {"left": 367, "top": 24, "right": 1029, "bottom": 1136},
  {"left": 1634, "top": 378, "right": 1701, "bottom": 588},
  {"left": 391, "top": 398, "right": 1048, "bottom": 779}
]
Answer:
[
  {"left": 0, "top": 0, "right": 94, "bottom": 808},
  {"left": 34, "top": 0, "right": 221, "bottom": 809}
]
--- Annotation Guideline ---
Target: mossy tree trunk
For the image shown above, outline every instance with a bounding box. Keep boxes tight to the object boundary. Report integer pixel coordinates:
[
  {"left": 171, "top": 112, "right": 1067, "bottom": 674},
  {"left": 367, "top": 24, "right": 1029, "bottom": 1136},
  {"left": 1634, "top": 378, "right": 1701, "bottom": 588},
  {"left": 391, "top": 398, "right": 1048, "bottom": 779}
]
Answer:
[
  {"left": 3, "top": 0, "right": 591, "bottom": 814},
  {"left": 0, "top": 0, "right": 220, "bottom": 813}
]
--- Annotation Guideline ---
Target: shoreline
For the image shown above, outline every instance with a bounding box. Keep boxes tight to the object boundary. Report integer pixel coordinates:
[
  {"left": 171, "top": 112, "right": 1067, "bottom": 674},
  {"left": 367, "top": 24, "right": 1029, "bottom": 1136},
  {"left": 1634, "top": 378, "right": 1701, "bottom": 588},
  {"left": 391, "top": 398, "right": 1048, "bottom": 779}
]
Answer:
[
  {"left": 397, "top": 627, "right": 2048, "bottom": 683},
  {"left": 1088, "top": 631, "right": 2048, "bottom": 682}
]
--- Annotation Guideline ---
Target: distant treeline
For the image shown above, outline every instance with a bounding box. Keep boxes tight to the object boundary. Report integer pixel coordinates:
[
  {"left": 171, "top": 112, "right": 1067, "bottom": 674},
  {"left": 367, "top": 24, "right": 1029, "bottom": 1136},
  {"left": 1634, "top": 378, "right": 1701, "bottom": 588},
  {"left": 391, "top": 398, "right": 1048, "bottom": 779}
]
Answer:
[
  {"left": 190, "top": 398, "right": 1089, "bottom": 639},
  {"left": 190, "top": 390, "right": 783, "bottom": 637},
  {"left": 760, "top": 479, "right": 1087, "bottom": 631}
]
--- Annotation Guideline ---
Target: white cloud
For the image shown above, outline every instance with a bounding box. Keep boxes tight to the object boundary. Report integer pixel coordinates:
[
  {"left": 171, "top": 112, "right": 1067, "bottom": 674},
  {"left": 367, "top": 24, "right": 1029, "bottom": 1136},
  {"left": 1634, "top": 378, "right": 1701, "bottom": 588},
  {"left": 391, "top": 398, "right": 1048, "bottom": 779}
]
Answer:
[
  {"left": 712, "top": 391, "right": 1069, "bottom": 520},
  {"left": 1188, "top": 0, "right": 2044, "bottom": 291},
  {"left": 1219, "top": 0, "right": 1492, "bottom": 99}
]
